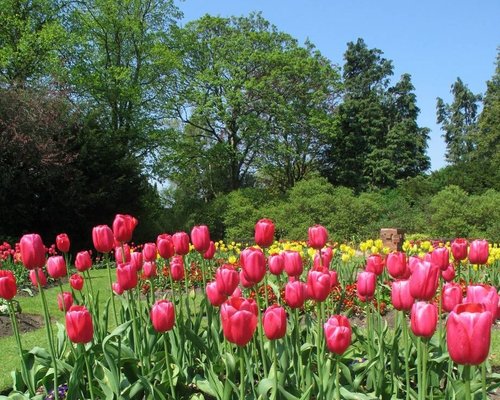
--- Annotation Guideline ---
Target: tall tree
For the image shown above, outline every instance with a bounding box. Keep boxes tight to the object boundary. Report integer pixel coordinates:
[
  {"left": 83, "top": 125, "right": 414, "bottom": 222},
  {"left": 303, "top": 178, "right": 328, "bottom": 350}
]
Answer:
[
  {"left": 436, "top": 77, "right": 482, "bottom": 164},
  {"left": 67, "top": 0, "right": 180, "bottom": 159},
  {"left": 323, "top": 39, "right": 429, "bottom": 191},
  {"left": 164, "top": 13, "right": 340, "bottom": 194},
  {"left": 0, "top": 0, "right": 66, "bottom": 86}
]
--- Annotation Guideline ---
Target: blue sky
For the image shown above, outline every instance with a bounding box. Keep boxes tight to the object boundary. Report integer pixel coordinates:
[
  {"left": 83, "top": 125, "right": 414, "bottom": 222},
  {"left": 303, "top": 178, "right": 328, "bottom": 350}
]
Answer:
[{"left": 178, "top": 0, "right": 499, "bottom": 171}]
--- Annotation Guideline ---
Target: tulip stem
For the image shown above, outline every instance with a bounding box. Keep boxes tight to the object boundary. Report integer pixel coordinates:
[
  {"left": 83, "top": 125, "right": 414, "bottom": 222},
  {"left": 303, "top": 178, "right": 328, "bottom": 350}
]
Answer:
[
  {"left": 8, "top": 301, "right": 35, "bottom": 397},
  {"left": 272, "top": 340, "right": 278, "bottom": 400},
  {"left": 82, "top": 344, "right": 95, "bottom": 400},
  {"left": 255, "top": 289, "right": 269, "bottom": 376},
  {"left": 401, "top": 312, "right": 410, "bottom": 400},
  {"left": 422, "top": 339, "right": 428, "bottom": 400},
  {"left": 36, "top": 269, "right": 59, "bottom": 399},
  {"left": 163, "top": 333, "right": 176, "bottom": 399},
  {"left": 316, "top": 302, "right": 323, "bottom": 397},
  {"left": 335, "top": 355, "right": 341, "bottom": 400},
  {"left": 294, "top": 308, "right": 303, "bottom": 390},
  {"left": 127, "top": 290, "right": 143, "bottom": 373},
  {"left": 438, "top": 278, "right": 443, "bottom": 349},
  {"left": 239, "top": 346, "right": 245, "bottom": 400},
  {"left": 481, "top": 363, "right": 487, "bottom": 399},
  {"left": 464, "top": 365, "right": 471, "bottom": 400},
  {"left": 105, "top": 253, "right": 118, "bottom": 326}
]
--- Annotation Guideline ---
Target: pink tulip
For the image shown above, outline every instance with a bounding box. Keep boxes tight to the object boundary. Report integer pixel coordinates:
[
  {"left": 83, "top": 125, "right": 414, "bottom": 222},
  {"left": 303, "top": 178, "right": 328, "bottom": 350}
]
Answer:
[
  {"left": 172, "top": 232, "right": 190, "bottom": 255},
  {"left": 468, "top": 240, "right": 489, "bottom": 264},
  {"left": 308, "top": 225, "right": 328, "bottom": 250},
  {"left": 391, "top": 280, "right": 414, "bottom": 311},
  {"left": 307, "top": 269, "right": 331, "bottom": 302},
  {"left": 157, "top": 234, "right": 175, "bottom": 259},
  {"left": 142, "top": 243, "right": 157, "bottom": 262},
  {"left": 191, "top": 225, "right": 211, "bottom": 253},
  {"left": 441, "top": 263, "right": 456, "bottom": 282},
  {"left": 112, "top": 214, "right": 138, "bottom": 243},
  {"left": 130, "top": 252, "right": 143, "bottom": 271},
  {"left": 451, "top": 238, "right": 468, "bottom": 261},
  {"left": 46, "top": 256, "right": 67, "bottom": 279},
  {"left": 57, "top": 292, "right": 73, "bottom": 312},
  {"left": 387, "top": 252, "right": 407, "bottom": 279},
  {"left": 92, "top": 225, "right": 114, "bottom": 253},
  {"left": 324, "top": 315, "right": 352, "bottom": 355},
  {"left": 142, "top": 261, "right": 157, "bottom": 279},
  {"left": 30, "top": 268, "right": 47, "bottom": 287},
  {"left": 75, "top": 251, "right": 92, "bottom": 272},
  {"left": 215, "top": 264, "right": 239, "bottom": 296},
  {"left": 254, "top": 219, "right": 275, "bottom": 248},
  {"left": 268, "top": 253, "right": 284, "bottom": 276},
  {"left": 357, "top": 271, "right": 376, "bottom": 302},
  {"left": 466, "top": 284, "right": 499, "bottom": 321},
  {"left": 409, "top": 261, "right": 439, "bottom": 301},
  {"left": 441, "top": 283, "right": 462, "bottom": 313},
  {"left": 241, "top": 247, "right": 266, "bottom": 284},
  {"left": 283, "top": 250, "right": 303, "bottom": 277},
  {"left": 431, "top": 247, "right": 449, "bottom": 271},
  {"left": 220, "top": 297, "right": 258, "bottom": 346},
  {"left": 55, "top": 233, "right": 70, "bottom": 253},
  {"left": 411, "top": 301, "right": 437, "bottom": 338},
  {"left": 366, "top": 254, "right": 384, "bottom": 276},
  {"left": 206, "top": 281, "right": 227, "bottom": 306},
  {"left": 203, "top": 241, "right": 216, "bottom": 260},
  {"left": 151, "top": 299, "right": 175, "bottom": 332},
  {"left": 20, "top": 234, "right": 46, "bottom": 270},
  {"left": 262, "top": 305, "right": 287, "bottom": 340},
  {"left": 285, "top": 280, "right": 306, "bottom": 308}
]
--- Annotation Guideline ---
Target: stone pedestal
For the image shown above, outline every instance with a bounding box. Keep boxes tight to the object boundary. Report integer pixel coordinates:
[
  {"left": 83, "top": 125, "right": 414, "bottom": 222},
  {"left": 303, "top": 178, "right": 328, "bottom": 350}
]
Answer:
[{"left": 380, "top": 228, "right": 405, "bottom": 252}]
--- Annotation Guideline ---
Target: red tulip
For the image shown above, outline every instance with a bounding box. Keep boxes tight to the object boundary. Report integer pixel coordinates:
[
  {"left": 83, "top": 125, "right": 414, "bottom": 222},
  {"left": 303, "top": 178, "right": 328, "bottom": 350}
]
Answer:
[
  {"left": 65, "top": 305, "right": 93, "bottom": 343},
  {"left": 115, "top": 244, "right": 131, "bottom": 264},
  {"left": 215, "top": 264, "right": 240, "bottom": 296},
  {"left": 239, "top": 270, "right": 255, "bottom": 288},
  {"left": 466, "top": 284, "right": 499, "bottom": 321},
  {"left": 112, "top": 214, "right": 138, "bottom": 243},
  {"left": 92, "top": 225, "right": 114, "bottom": 253},
  {"left": 46, "top": 256, "right": 67, "bottom": 279},
  {"left": 308, "top": 225, "right": 328, "bottom": 250},
  {"left": 441, "top": 263, "right": 456, "bottom": 282},
  {"left": 451, "top": 238, "right": 468, "bottom": 261},
  {"left": 29, "top": 268, "right": 47, "bottom": 287},
  {"left": 387, "top": 252, "right": 407, "bottom": 279},
  {"left": 69, "top": 273, "right": 84, "bottom": 291},
  {"left": 130, "top": 252, "right": 143, "bottom": 271},
  {"left": 241, "top": 247, "right": 266, "bottom": 284},
  {"left": 263, "top": 305, "right": 287, "bottom": 340},
  {"left": 220, "top": 297, "right": 258, "bottom": 346},
  {"left": 75, "top": 251, "right": 92, "bottom": 272},
  {"left": 324, "top": 315, "right": 352, "bottom": 355},
  {"left": 172, "top": 232, "right": 190, "bottom": 255},
  {"left": 411, "top": 301, "right": 438, "bottom": 338},
  {"left": 431, "top": 247, "right": 449, "bottom": 271},
  {"left": 203, "top": 241, "right": 216, "bottom": 260},
  {"left": 151, "top": 299, "right": 175, "bottom": 332},
  {"left": 143, "top": 261, "right": 157, "bottom": 279},
  {"left": 116, "top": 263, "right": 137, "bottom": 290},
  {"left": 307, "top": 269, "right": 332, "bottom": 302},
  {"left": 391, "top": 280, "right": 414, "bottom": 311},
  {"left": 57, "top": 291, "right": 73, "bottom": 312},
  {"left": 0, "top": 270, "right": 16, "bottom": 300},
  {"left": 112, "top": 282, "right": 124, "bottom": 295},
  {"left": 283, "top": 250, "right": 303, "bottom": 277},
  {"left": 191, "top": 225, "right": 211, "bottom": 253},
  {"left": 285, "top": 280, "right": 306, "bottom": 308},
  {"left": 254, "top": 219, "right": 275, "bottom": 248},
  {"left": 268, "top": 253, "right": 284, "bottom": 275},
  {"left": 142, "top": 243, "right": 157, "bottom": 262},
  {"left": 157, "top": 234, "right": 175, "bottom": 259},
  {"left": 313, "top": 247, "right": 333, "bottom": 269},
  {"left": 20, "top": 234, "right": 46, "bottom": 270},
  {"left": 55, "top": 233, "right": 70, "bottom": 253},
  {"left": 446, "top": 303, "right": 492, "bottom": 365},
  {"left": 366, "top": 254, "right": 384, "bottom": 276},
  {"left": 329, "top": 270, "right": 338, "bottom": 288},
  {"left": 357, "top": 271, "right": 376, "bottom": 302},
  {"left": 169, "top": 256, "right": 185, "bottom": 281},
  {"left": 409, "top": 261, "right": 439, "bottom": 301},
  {"left": 468, "top": 240, "right": 489, "bottom": 264},
  {"left": 206, "top": 281, "right": 227, "bottom": 306},
  {"left": 442, "top": 283, "right": 462, "bottom": 313}
]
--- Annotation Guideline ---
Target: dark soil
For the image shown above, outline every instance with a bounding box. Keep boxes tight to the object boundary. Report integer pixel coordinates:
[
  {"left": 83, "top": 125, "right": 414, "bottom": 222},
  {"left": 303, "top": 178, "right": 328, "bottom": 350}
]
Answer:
[{"left": 0, "top": 313, "right": 44, "bottom": 338}]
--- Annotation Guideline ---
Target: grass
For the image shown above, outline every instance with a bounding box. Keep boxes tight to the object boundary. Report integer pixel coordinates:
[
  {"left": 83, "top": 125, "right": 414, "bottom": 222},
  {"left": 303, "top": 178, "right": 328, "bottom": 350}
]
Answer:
[{"left": 1, "top": 268, "right": 499, "bottom": 392}]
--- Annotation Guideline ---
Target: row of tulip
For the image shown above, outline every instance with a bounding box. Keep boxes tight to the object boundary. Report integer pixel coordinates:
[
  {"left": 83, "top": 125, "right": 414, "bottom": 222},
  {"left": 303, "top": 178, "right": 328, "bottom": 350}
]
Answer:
[{"left": 0, "top": 215, "right": 499, "bottom": 399}]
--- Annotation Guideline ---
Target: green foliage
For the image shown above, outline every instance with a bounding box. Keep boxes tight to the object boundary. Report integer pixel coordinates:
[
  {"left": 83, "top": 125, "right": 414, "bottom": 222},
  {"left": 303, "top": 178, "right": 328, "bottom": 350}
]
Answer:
[{"left": 428, "top": 185, "right": 471, "bottom": 238}]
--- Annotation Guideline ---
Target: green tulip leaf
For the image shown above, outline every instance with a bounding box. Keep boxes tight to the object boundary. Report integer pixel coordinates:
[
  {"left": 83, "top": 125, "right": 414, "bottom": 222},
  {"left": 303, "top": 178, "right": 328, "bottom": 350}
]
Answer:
[{"left": 256, "top": 378, "right": 274, "bottom": 399}]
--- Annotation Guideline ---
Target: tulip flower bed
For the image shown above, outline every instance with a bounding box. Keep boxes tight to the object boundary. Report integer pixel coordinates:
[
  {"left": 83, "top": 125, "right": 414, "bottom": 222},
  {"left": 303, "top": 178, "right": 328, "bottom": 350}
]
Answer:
[{"left": 0, "top": 217, "right": 499, "bottom": 400}]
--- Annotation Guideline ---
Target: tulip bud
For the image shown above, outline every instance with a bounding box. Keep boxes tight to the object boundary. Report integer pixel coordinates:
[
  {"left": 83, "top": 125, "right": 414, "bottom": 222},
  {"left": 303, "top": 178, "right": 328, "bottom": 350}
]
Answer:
[
  {"left": 172, "top": 232, "right": 190, "bottom": 255},
  {"left": 468, "top": 240, "right": 489, "bottom": 265},
  {"left": 55, "top": 233, "right": 70, "bottom": 253},
  {"left": 116, "top": 263, "right": 137, "bottom": 291},
  {"left": 411, "top": 301, "right": 437, "bottom": 338},
  {"left": 441, "top": 282, "right": 462, "bottom": 313},
  {"left": 254, "top": 219, "right": 275, "bottom": 248},
  {"left": 263, "top": 305, "right": 287, "bottom": 340},
  {"left": 75, "top": 251, "right": 92, "bottom": 272},
  {"left": 142, "top": 243, "right": 157, "bottom": 262},
  {"left": 57, "top": 292, "right": 73, "bottom": 312},
  {"left": 206, "top": 281, "right": 227, "bottom": 306},
  {"left": 0, "top": 270, "right": 17, "bottom": 300},
  {"left": 451, "top": 238, "right": 468, "bottom": 261},
  {"left": 386, "top": 251, "right": 407, "bottom": 279},
  {"left": 191, "top": 225, "right": 211, "bottom": 253},
  {"left": 112, "top": 214, "right": 138, "bottom": 243},
  {"left": 366, "top": 254, "right": 384, "bottom": 276},
  {"left": 357, "top": 271, "right": 376, "bottom": 302},
  {"left": 308, "top": 225, "right": 328, "bottom": 250},
  {"left": 157, "top": 234, "right": 175, "bottom": 259},
  {"left": 46, "top": 256, "right": 67, "bottom": 279},
  {"left": 20, "top": 234, "right": 46, "bottom": 270},
  {"left": 431, "top": 247, "right": 449, "bottom": 271},
  {"left": 151, "top": 299, "right": 175, "bottom": 332},
  {"left": 30, "top": 268, "right": 47, "bottom": 287},
  {"left": 69, "top": 273, "right": 84, "bottom": 291},
  {"left": 283, "top": 250, "right": 303, "bottom": 277},
  {"left": 391, "top": 279, "right": 414, "bottom": 311},
  {"left": 324, "top": 315, "right": 352, "bottom": 355},
  {"left": 447, "top": 303, "right": 492, "bottom": 365},
  {"left": 65, "top": 305, "right": 93, "bottom": 343},
  {"left": 92, "top": 225, "right": 114, "bottom": 253},
  {"left": 285, "top": 280, "right": 306, "bottom": 308}
]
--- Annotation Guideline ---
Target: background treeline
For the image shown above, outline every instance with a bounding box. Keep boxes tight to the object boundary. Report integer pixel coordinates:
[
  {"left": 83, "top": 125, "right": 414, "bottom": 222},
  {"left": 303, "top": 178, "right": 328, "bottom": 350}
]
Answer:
[{"left": 0, "top": 0, "right": 499, "bottom": 248}]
